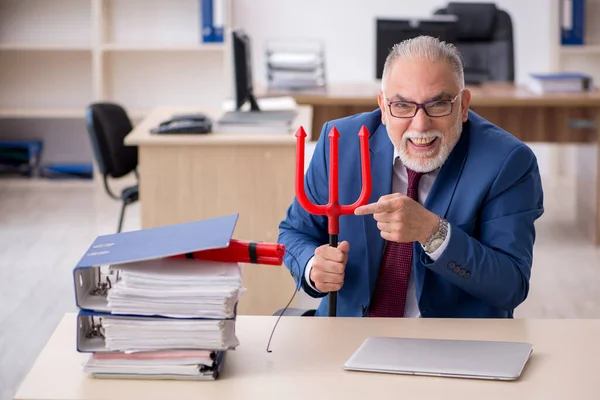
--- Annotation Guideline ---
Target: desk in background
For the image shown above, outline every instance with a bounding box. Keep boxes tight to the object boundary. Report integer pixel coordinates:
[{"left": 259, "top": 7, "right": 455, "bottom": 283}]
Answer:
[
  {"left": 124, "top": 106, "right": 313, "bottom": 316},
  {"left": 266, "top": 82, "right": 600, "bottom": 245},
  {"left": 14, "top": 313, "right": 600, "bottom": 400}
]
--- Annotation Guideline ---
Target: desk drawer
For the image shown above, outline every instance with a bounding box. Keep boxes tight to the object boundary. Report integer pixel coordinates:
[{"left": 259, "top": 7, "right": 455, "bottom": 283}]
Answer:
[{"left": 470, "top": 106, "right": 598, "bottom": 143}]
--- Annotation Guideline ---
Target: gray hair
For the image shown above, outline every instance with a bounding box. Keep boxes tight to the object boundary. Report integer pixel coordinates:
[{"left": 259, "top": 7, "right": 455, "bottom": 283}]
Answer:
[{"left": 380, "top": 35, "right": 465, "bottom": 92}]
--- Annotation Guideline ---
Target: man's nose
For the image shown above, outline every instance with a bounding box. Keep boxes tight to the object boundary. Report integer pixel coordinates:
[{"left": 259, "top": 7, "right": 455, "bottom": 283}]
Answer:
[{"left": 409, "top": 108, "right": 433, "bottom": 132}]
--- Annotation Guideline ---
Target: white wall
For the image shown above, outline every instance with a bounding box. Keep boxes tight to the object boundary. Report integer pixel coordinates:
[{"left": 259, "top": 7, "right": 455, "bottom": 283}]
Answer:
[{"left": 232, "top": 0, "right": 558, "bottom": 87}]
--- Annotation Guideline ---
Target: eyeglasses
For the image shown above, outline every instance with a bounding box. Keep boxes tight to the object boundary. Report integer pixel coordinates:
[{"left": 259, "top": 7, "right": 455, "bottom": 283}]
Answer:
[{"left": 386, "top": 90, "right": 463, "bottom": 118}]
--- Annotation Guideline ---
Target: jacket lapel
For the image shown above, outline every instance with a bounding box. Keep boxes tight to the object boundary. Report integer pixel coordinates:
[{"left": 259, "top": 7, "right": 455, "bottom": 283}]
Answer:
[
  {"left": 423, "top": 120, "right": 470, "bottom": 217},
  {"left": 414, "top": 119, "right": 471, "bottom": 301},
  {"left": 362, "top": 122, "right": 394, "bottom": 295}
]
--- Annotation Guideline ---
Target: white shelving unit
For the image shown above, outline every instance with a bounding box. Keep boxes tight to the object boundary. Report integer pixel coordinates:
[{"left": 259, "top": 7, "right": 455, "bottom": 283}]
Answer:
[
  {"left": 544, "top": 0, "right": 600, "bottom": 179},
  {"left": 555, "top": 0, "right": 600, "bottom": 82},
  {"left": 560, "top": 44, "right": 600, "bottom": 55},
  {"left": 0, "top": 0, "right": 234, "bottom": 167}
]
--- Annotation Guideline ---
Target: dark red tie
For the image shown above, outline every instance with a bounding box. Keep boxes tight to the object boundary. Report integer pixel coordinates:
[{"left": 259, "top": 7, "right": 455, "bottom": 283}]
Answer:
[{"left": 368, "top": 167, "right": 423, "bottom": 318}]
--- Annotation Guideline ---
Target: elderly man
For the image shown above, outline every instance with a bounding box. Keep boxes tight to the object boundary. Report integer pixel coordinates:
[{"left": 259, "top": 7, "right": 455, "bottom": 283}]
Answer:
[{"left": 278, "top": 36, "right": 544, "bottom": 318}]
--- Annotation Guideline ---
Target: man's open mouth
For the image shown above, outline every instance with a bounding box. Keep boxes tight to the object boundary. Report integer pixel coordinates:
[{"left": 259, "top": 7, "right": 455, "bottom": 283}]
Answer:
[{"left": 409, "top": 137, "right": 438, "bottom": 147}]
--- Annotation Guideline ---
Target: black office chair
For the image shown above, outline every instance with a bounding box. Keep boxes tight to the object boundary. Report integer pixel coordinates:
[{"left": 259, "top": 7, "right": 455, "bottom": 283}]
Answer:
[
  {"left": 85, "top": 103, "right": 139, "bottom": 233},
  {"left": 434, "top": 2, "right": 515, "bottom": 83}
]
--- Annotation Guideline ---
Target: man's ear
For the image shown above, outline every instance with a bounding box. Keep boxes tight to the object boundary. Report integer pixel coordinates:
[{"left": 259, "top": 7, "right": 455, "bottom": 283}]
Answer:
[
  {"left": 460, "top": 89, "right": 471, "bottom": 122},
  {"left": 377, "top": 91, "right": 387, "bottom": 125}
]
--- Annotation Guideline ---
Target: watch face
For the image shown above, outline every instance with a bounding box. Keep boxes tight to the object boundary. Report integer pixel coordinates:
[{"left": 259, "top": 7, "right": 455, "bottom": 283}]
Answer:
[{"left": 429, "top": 238, "right": 444, "bottom": 251}]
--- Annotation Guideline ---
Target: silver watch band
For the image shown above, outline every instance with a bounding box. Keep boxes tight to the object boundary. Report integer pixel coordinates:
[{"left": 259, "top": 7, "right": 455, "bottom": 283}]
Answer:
[{"left": 423, "top": 217, "right": 449, "bottom": 253}]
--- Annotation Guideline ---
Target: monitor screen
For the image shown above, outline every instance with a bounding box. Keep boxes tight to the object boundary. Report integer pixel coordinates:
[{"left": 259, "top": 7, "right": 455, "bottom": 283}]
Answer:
[
  {"left": 232, "top": 29, "right": 260, "bottom": 111},
  {"left": 375, "top": 17, "right": 458, "bottom": 79}
]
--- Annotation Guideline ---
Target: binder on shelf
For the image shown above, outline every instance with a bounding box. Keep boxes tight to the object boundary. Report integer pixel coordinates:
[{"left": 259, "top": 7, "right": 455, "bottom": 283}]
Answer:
[
  {"left": 561, "top": 0, "right": 585, "bottom": 45},
  {"left": 201, "top": 0, "right": 225, "bottom": 43}
]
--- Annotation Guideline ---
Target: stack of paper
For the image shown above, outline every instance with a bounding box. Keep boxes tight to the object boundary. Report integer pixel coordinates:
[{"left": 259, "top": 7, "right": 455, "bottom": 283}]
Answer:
[
  {"left": 73, "top": 214, "right": 246, "bottom": 381},
  {"left": 83, "top": 350, "right": 224, "bottom": 380},
  {"left": 99, "top": 316, "right": 239, "bottom": 352},
  {"left": 527, "top": 72, "right": 593, "bottom": 94},
  {"left": 107, "top": 258, "right": 244, "bottom": 319}
]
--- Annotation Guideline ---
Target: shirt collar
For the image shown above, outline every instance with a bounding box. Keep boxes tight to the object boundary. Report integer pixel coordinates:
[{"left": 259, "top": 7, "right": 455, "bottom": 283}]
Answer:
[{"left": 393, "top": 147, "right": 401, "bottom": 165}]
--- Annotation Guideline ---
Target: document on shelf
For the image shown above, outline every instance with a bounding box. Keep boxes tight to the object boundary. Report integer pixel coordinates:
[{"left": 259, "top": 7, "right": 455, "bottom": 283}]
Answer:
[{"left": 106, "top": 258, "right": 244, "bottom": 319}]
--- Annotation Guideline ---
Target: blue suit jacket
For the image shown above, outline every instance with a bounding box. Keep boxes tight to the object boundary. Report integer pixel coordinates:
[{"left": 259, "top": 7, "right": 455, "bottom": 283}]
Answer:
[{"left": 278, "top": 109, "right": 544, "bottom": 318}]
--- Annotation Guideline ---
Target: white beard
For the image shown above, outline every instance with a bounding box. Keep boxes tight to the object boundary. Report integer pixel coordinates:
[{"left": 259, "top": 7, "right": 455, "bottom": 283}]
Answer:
[{"left": 395, "top": 117, "right": 463, "bottom": 173}]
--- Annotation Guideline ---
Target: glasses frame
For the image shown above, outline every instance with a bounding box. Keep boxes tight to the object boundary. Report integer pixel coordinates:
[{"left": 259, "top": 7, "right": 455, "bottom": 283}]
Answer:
[{"left": 386, "top": 90, "right": 464, "bottom": 119}]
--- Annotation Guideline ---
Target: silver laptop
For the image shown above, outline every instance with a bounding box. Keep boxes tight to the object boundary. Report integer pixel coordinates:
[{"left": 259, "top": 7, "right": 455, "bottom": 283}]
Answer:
[{"left": 344, "top": 337, "right": 533, "bottom": 380}]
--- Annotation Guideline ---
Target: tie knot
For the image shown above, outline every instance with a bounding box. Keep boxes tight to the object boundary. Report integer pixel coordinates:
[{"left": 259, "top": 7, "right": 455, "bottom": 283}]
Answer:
[{"left": 406, "top": 168, "right": 424, "bottom": 191}]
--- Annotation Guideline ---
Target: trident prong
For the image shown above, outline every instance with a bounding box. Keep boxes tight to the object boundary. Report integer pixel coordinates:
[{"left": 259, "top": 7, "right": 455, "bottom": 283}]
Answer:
[{"left": 295, "top": 125, "right": 372, "bottom": 316}]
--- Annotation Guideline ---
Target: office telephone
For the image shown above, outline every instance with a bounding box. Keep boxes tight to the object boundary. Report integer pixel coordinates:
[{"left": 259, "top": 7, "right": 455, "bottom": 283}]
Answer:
[{"left": 151, "top": 113, "right": 213, "bottom": 134}]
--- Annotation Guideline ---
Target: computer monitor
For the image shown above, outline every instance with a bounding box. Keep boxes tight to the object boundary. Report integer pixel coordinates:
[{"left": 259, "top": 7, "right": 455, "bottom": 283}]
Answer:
[
  {"left": 375, "top": 17, "right": 458, "bottom": 79},
  {"left": 232, "top": 29, "right": 260, "bottom": 111},
  {"left": 222, "top": 29, "right": 297, "bottom": 126}
]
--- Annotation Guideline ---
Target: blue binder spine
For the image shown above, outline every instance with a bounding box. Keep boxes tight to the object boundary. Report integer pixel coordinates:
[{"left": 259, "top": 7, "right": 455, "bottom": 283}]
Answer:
[
  {"left": 201, "top": 0, "right": 215, "bottom": 43},
  {"left": 561, "top": 0, "right": 585, "bottom": 45}
]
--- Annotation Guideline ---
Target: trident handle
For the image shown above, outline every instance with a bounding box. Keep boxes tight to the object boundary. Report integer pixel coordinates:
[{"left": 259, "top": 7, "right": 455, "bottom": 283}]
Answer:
[
  {"left": 328, "top": 233, "right": 338, "bottom": 316},
  {"left": 295, "top": 125, "right": 372, "bottom": 317}
]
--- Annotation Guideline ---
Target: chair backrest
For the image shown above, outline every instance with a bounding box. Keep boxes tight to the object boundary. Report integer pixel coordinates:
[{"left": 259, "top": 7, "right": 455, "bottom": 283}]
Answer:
[
  {"left": 434, "top": 2, "right": 515, "bottom": 83},
  {"left": 85, "top": 103, "right": 137, "bottom": 178}
]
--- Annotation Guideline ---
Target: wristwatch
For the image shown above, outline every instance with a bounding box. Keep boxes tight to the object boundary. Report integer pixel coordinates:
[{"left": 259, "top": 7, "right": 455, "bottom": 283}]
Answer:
[{"left": 422, "top": 217, "right": 449, "bottom": 254}]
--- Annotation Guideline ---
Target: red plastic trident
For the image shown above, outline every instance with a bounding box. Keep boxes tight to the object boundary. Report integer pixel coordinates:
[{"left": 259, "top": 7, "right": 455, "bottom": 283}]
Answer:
[{"left": 294, "top": 125, "right": 372, "bottom": 316}]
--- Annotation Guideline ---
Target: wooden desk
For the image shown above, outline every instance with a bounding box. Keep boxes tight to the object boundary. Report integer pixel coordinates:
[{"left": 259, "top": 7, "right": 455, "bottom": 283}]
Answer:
[
  {"left": 124, "top": 107, "right": 313, "bottom": 315},
  {"left": 266, "top": 82, "right": 600, "bottom": 245},
  {"left": 267, "top": 82, "right": 600, "bottom": 139},
  {"left": 14, "top": 313, "right": 600, "bottom": 400}
]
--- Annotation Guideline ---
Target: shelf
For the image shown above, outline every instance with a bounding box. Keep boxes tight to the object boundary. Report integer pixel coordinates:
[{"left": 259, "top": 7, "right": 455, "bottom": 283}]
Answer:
[
  {"left": 0, "top": 51, "right": 92, "bottom": 111},
  {"left": 560, "top": 45, "right": 600, "bottom": 55},
  {"left": 0, "top": 108, "right": 152, "bottom": 120},
  {"left": 102, "top": 43, "right": 225, "bottom": 52},
  {"left": 0, "top": 43, "right": 91, "bottom": 51},
  {"left": 104, "top": 0, "right": 204, "bottom": 46},
  {"left": 104, "top": 51, "right": 227, "bottom": 111},
  {"left": 0, "top": 0, "right": 92, "bottom": 44},
  {"left": 0, "top": 109, "right": 84, "bottom": 119}
]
